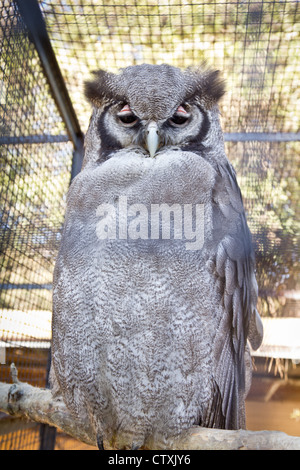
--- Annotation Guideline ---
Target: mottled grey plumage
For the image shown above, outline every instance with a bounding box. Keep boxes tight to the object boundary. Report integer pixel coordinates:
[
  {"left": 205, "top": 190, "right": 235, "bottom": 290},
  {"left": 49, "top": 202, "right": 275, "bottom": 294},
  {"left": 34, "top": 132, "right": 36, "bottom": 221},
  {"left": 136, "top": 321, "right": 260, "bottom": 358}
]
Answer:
[{"left": 50, "top": 63, "right": 263, "bottom": 449}]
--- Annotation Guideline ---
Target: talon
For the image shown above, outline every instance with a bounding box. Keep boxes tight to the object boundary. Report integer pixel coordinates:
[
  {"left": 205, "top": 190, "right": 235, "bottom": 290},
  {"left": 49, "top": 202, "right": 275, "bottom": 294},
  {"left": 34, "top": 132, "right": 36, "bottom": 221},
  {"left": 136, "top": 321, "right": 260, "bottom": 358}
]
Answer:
[{"left": 97, "top": 435, "right": 104, "bottom": 450}]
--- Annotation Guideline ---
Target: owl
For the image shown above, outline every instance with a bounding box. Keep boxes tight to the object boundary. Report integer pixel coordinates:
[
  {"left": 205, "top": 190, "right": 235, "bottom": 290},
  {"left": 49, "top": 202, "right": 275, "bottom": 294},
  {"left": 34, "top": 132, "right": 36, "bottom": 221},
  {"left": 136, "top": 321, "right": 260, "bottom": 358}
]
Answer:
[{"left": 50, "top": 63, "right": 263, "bottom": 450}]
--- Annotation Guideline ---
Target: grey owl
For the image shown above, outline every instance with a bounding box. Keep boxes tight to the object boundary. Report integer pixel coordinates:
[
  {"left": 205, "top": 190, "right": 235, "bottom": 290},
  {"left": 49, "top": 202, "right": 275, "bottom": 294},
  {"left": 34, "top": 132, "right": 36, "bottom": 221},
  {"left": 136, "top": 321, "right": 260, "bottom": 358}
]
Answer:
[{"left": 51, "top": 63, "right": 263, "bottom": 449}]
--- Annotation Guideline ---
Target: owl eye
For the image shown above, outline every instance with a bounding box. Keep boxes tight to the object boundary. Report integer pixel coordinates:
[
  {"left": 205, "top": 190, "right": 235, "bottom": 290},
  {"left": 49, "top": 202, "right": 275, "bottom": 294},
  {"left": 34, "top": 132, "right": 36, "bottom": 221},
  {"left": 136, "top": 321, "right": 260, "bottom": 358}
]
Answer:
[
  {"left": 168, "top": 106, "right": 190, "bottom": 127},
  {"left": 118, "top": 113, "right": 138, "bottom": 125},
  {"left": 169, "top": 115, "right": 189, "bottom": 126},
  {"left": 117, "top": 104, "right": 139, "bottom": 127}
]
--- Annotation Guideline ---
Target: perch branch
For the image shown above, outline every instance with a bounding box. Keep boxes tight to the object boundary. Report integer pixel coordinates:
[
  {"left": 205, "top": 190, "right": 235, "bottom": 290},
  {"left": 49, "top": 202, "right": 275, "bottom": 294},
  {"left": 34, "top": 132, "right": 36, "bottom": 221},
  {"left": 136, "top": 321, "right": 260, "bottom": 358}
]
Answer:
[
  {"left": 0, "top": 364, "right": 95, "bottom": 447},
  {"left": 1, "top": 364, "right": 300, "bottom": 450}
]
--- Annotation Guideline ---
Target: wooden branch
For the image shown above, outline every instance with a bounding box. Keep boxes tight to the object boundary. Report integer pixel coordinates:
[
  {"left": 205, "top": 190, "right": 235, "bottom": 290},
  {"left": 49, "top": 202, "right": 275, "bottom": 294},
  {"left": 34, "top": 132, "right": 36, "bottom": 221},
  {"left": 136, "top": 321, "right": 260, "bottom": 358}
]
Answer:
[
  {"left": 1, "top": 364, "right": 300, "bottom": 450},
  {"left": 0, "top": 364, "right": 96, "bottom": 447}
]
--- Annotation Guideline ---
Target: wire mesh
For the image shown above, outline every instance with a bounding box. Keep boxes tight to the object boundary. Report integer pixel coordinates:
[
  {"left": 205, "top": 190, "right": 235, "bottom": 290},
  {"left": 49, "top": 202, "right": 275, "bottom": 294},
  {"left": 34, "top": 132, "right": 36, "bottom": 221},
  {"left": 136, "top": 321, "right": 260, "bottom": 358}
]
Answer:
[
  {"left": 39, "top": 0, "right": 299, "bottom": 315},
  {"left": 39, "top": 0, "right": 300, "bottom": 135},
  {"left": 0, "top": 0, "right": 74, "bottom": 449},
  {"left": 0, "top": 0, "right": 299, "bottom": 450},
  {"left": 0, "top": 424, "right": 41, "bottom": 450}
]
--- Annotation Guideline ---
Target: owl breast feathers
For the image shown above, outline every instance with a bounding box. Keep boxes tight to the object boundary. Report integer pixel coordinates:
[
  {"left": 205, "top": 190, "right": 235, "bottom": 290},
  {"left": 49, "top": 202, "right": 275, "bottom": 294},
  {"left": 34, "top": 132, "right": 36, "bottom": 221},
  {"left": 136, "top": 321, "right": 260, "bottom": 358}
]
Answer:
[{"left": 50, "top": 63, "right": 263, "bottom": 450}]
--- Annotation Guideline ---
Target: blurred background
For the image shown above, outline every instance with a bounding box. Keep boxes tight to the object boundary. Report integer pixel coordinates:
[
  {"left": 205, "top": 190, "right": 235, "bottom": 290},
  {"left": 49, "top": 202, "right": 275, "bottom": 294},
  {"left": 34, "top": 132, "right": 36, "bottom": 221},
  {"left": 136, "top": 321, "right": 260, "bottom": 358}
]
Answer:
[{"left": 0, "top": 0, "right": 299, "bottom": 449}]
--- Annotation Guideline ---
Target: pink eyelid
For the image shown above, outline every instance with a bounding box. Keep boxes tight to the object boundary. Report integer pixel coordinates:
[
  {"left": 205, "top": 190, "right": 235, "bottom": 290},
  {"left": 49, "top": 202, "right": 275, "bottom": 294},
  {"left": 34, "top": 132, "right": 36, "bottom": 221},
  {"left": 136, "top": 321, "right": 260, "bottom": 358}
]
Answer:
[
  {"left": 119, "top": 104, "right": 188, "bottom": 116},
  {"left": 119, "top": 104, "right": 132, "bottom": 113},
  {"left": 176, "top": 105, "right": 188, "bottom": 114}
]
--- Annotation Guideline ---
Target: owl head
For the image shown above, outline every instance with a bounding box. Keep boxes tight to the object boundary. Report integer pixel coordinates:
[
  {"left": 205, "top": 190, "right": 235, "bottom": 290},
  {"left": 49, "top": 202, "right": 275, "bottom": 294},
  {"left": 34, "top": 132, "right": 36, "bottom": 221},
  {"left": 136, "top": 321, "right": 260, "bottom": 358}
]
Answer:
[{"left": 83, "top": 63, "right": 225, "bottom": 167}]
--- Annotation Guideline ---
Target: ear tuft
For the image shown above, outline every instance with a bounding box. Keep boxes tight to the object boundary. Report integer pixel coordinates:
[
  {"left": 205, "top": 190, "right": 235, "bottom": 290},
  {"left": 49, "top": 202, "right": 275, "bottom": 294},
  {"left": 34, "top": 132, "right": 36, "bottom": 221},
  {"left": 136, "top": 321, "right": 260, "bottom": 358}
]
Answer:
[
  {"left": 204, "top": 69, "right": 226, "bottom": 103},
  {"left": 186, "top": 65, "right": 226, "bottom": 107},
  {"left": 84, "top": 70, "right": 117, "bottom": 107}
]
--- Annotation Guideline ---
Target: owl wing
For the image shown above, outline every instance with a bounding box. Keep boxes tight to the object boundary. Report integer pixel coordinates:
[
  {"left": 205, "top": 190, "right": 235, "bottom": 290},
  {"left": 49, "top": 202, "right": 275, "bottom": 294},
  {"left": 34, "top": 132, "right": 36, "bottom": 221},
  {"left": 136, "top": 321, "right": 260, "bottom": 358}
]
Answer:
[{"left": 208, "top": 161, "right": 263, "bottom": 429}]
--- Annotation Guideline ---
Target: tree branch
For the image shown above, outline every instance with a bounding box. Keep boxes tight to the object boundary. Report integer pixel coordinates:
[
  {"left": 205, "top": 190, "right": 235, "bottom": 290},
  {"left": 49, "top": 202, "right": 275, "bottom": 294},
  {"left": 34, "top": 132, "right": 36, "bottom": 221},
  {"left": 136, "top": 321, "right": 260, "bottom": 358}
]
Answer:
[
  {"left": 1, "top": 364, "right": 300, "bottom": 450},
  {"left": 0, "top": 364, "right": 95, "bottom": 447}
]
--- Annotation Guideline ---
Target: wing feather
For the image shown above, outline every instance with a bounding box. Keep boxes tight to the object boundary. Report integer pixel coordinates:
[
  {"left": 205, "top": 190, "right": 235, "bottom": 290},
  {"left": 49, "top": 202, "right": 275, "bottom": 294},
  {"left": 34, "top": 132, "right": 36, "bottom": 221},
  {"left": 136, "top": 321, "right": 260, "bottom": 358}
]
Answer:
[{"left": 210, "top": 162, "right": 263, "bottom": 429}]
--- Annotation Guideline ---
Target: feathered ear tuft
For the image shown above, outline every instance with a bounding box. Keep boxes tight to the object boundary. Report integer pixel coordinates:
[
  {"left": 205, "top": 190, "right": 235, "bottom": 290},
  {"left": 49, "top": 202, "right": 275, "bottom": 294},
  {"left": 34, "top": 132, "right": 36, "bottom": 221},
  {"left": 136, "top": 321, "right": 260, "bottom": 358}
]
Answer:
[
  {"left": 203, "top": 69, "right": 226, "bottom": 103},
  {"left": 186, "top": 65, "right": 226, "bottom": 108},
  {"left": 84, "top": 70, "right": 121, "bottom": 107}
]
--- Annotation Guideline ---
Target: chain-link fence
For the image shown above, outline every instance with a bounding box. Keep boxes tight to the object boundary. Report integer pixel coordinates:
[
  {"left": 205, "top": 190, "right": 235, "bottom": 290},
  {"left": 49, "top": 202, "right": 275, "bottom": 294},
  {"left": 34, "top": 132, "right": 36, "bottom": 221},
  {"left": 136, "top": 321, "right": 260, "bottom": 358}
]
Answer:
[{"left": 0, "top": 0, "right": 299, "bottom": 449}]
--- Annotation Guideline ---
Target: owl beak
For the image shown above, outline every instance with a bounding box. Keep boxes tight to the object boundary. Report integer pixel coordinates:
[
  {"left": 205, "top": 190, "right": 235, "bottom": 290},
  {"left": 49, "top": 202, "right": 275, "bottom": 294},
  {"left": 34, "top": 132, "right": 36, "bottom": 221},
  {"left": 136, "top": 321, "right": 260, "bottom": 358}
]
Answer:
[{"left": 146, "top": 121, "right": 159, "bottom": 158}]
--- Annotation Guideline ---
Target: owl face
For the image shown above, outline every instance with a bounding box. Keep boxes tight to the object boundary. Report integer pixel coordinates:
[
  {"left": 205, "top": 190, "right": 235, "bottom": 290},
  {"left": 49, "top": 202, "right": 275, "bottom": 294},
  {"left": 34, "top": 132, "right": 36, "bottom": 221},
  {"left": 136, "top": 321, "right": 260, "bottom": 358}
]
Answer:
[
  {"left": 84, "top": 64, "right": 225, "bottom": 163},
  {"left": 102, "top": 99, "right": 208, "bottom": 157}
]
